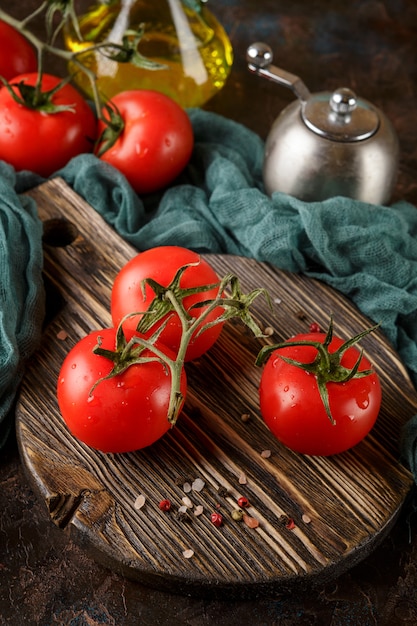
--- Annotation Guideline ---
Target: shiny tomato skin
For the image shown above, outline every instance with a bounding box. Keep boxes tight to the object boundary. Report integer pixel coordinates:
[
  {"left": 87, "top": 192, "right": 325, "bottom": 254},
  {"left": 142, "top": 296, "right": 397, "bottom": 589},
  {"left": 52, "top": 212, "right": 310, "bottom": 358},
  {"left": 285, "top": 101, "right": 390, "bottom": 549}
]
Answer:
[
  {"left": 111, "top": 246, "right": 224, "bottom": 362},
  {"left": 57, "top": 328, "right": 187, "bottom": 453},
  {"left": 0, "top": 73, "right": 97, "bottom": 176},
  {"left": 96, "top": 90, "right": 194, "bottom": 195},
  {"left": 0, "top": 21, "right": 37, "bottom": 81},
  {"left": 259, "top": 333, "right": 381, "bottom": 456}
]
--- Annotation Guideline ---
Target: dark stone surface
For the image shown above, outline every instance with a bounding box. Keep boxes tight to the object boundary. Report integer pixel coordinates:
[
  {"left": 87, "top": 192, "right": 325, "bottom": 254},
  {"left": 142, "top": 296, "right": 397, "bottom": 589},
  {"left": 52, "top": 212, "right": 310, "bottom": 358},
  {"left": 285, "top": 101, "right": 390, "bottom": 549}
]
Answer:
[{"left": 1, "top": 1, "right": 417, "bottom": 624}]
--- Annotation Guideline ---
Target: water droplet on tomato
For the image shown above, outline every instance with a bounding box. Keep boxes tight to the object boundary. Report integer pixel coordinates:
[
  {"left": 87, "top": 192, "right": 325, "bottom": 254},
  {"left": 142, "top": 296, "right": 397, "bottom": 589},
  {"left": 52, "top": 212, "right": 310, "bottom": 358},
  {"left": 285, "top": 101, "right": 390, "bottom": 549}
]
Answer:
[
  {"left": 357, "top": 397, "right": 369, "bottom": 410},
  {"left": 87, "top": 395, "right": 95, "bottom": 403},
  {"left": 71, "top": 363, "right": 77, "bottom": 369},
  {"left": 283, "top": 385, "right": 289, "bottom": 392}
]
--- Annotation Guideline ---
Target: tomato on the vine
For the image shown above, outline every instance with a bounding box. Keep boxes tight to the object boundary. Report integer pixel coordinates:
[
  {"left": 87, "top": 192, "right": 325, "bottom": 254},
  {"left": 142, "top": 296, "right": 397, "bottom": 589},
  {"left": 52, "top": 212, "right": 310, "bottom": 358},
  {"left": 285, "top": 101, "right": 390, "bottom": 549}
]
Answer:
[
  {"left": 57, "top": 328, "right": 187, "bottom": 453},
  {"left": 111, "top": 246, "right": 224, "bottom": 362},
  {"left": 258, "top": 329, "right": 382, "bottom": 456},
  {"left": 0, "top": 72, "right": 96, "bottom": 176},
  {"left": 0, "top": 20, "right": 37, "bottom": 81},
  {"left": 95, "top": 89, "right": 194, "bottom": 195}
]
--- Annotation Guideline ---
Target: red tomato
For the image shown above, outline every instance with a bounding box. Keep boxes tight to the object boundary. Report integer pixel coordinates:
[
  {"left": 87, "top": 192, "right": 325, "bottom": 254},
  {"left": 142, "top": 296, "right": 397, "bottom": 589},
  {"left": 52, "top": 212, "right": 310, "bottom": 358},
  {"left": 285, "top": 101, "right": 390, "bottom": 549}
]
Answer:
[
  {"left": 259, "top": 332, "right": 381, "bottom": 456},
  {"left": 0, "top": 20, "right": 37, "bottom": 81},
  {"left": 111, "top": 246, "right": 224, "bottom": 361},
  {"left": 0, "top": 73, "right": 97, "bottom": 176},
  {"left": 96, "top": 90, "right": 194, "bottom": 194},
  {"left": 57, "top": 328, "right": 187, "bottom": 453}
]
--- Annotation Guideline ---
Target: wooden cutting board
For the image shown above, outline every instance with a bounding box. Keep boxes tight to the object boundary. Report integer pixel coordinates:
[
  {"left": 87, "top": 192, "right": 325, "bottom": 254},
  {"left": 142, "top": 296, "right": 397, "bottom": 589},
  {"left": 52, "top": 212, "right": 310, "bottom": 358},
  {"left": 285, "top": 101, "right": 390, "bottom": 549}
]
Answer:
[{"left": 16, "top": 177, "right": 416, "bottom": 598}]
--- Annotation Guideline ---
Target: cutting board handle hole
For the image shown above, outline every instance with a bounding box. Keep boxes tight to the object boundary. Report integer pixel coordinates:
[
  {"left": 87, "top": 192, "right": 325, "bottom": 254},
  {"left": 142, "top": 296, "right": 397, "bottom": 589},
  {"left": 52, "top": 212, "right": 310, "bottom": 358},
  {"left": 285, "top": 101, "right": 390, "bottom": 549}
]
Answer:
[{"left": 43, "top": 218, "right": 78, "bottom": 247}]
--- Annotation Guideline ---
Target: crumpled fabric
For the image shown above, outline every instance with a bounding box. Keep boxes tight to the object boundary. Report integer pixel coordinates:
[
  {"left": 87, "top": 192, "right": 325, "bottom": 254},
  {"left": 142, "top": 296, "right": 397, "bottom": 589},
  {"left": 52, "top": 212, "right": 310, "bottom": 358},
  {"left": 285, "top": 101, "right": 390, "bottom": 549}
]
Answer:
[
  {"left": 2, "top": 107, "right": 417, "bottom": 479},
  {"left": 0, "top": 163, "right": 44, "bottom": 449}
]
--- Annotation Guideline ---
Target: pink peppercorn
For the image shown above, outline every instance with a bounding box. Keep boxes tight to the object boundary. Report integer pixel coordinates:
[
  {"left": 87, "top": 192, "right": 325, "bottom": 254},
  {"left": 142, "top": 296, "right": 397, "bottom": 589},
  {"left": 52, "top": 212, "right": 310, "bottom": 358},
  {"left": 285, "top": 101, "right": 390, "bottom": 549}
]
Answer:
[
  {"left": 237, "top": 496, "right": 249, "bottom": 508},
  {"left": 309, "top": 322, "right": 321, "bottom": 333},
  {"left": 210, "top": 512, "right": 223, "bottom": 527},
  {"left": 159, "top": 499, "right": 171, "bottom": 511}
]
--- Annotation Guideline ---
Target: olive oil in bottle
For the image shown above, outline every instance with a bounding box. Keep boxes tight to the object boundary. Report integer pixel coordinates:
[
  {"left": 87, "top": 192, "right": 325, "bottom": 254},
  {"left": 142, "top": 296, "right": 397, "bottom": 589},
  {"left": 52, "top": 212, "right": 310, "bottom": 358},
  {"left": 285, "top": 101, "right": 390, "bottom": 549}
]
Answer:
[{"left": 64, "top": 0, "right": 233, "bottom": 108}]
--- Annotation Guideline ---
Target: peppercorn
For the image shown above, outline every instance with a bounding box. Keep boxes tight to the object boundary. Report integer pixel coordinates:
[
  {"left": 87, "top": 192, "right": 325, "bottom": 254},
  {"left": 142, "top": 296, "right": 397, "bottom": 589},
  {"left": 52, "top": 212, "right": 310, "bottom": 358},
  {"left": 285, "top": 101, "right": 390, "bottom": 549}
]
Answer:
[
  {"left": 231, "top": 509, "right": 243, "bottom": 521},
  {"left": 210, "top": 512, "right": 223, "bottom": 527}
]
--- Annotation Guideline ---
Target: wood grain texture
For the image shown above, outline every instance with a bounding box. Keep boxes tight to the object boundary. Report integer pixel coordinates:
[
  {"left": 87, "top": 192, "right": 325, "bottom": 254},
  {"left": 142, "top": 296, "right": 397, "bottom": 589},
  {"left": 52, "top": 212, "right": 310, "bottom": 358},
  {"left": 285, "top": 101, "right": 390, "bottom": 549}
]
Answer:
[{"left": 16, "top": 178, "right": 416, "bottom": 598}]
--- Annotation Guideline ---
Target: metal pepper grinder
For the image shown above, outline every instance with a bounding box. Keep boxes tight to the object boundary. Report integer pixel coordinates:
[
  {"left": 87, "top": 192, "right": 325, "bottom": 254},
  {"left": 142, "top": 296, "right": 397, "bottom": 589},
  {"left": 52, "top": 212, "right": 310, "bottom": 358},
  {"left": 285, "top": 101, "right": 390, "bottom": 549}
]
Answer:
[{"left": 247, "top": 42, "right": 399, "bottom": 204}]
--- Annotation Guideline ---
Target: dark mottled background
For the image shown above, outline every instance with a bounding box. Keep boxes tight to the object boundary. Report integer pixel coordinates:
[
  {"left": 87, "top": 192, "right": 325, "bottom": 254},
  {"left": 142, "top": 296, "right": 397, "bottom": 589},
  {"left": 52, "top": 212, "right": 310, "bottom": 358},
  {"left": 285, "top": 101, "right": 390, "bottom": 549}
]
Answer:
[{"left": 1, "top": 1, "right": 417, "bottom": 624}]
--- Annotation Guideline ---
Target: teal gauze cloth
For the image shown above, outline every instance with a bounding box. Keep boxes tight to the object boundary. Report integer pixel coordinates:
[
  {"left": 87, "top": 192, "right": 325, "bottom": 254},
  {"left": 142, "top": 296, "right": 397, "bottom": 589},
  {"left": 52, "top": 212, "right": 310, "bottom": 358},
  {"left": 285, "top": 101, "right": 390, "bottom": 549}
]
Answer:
[{"left": 2, "top": 108, "right": 417, "bottom": 480}]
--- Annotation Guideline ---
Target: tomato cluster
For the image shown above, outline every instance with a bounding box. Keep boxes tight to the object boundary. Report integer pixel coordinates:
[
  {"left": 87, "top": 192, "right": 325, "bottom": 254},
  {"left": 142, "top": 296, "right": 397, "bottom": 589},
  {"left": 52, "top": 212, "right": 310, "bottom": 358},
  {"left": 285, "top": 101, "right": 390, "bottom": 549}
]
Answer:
[
  {"left": 57, "top": 244, "right": 382, "bottom": 458},
  {"left": 0, "top": 21, "right": 193, "bottom": 187},
  {"left": 57, "top": 247, "right": 225, "bottom": 453}
]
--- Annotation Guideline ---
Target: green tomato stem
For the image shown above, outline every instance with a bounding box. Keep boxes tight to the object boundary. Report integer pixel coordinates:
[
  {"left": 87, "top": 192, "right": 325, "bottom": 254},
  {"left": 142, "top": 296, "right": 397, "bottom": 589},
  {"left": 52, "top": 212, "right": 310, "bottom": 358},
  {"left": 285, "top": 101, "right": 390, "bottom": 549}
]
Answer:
[
  {"left": 20, "top": 2, "right": 49, "bottom": 28},
  {"left": 255, "top": 319, "right": 380, "bottom": 425},
  {"left": 163, "top": 288, "right": 217, "bottom": 424},
  {"left": 162, "top": 279, "right": 265, "bottom": 425}
]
